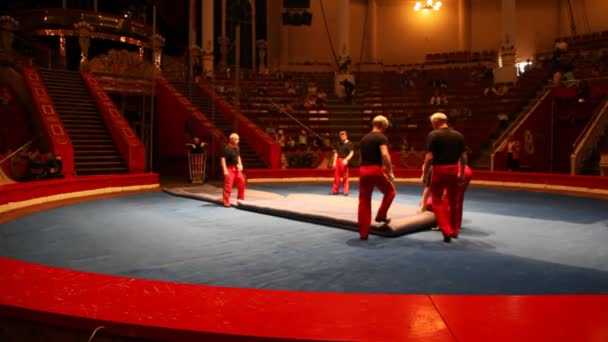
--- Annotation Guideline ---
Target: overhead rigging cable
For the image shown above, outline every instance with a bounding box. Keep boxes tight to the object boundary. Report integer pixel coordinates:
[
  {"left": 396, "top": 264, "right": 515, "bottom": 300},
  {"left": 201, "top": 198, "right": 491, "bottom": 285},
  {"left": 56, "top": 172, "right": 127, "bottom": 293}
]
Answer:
[
  {"left": 358, "top": 1, "right": 370, "bottom": 69},
  {"left": 581, "top": 0, "right": 591, "bottom": 33},
  {"left": 319, "top": 0, "right": 339, "bottom": 69}
]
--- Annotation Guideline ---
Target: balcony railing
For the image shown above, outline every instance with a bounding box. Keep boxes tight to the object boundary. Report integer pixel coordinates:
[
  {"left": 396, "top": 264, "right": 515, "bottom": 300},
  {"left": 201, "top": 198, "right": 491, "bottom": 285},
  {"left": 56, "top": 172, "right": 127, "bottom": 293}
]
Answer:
[{"left": 11, "top": 8, "right": 152, "bottom": 47}]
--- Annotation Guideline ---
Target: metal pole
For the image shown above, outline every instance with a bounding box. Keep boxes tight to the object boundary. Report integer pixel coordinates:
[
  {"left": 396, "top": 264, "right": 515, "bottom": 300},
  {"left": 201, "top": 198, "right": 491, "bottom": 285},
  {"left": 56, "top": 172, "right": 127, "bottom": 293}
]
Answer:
[
  {"left": 189, "top": 0, "right": 195, "bottom": 81},
  {"left": 251, "top": 0, "right": 256, "bottom": 74},
  {"left": 566, "top": 0, "right": 577, "bottom": 36},
  {"left": 549, "top": 99, "right": 555, "bottom": 173},
  {"left": 210, "top": 63, "right": 216, "bottom": 180},
  {"left": 234, "top": 23, "right": 240, "bottom": 133},
  {"left": 149, "top": 5, "right": 157, "bottom": 171}
]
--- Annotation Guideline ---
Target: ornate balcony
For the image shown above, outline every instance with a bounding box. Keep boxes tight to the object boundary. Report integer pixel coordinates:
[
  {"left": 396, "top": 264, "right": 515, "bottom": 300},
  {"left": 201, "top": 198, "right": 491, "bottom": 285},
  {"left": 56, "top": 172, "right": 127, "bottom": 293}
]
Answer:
[{"left": 13, "top": 8, "right": 154, "bottom": 49}]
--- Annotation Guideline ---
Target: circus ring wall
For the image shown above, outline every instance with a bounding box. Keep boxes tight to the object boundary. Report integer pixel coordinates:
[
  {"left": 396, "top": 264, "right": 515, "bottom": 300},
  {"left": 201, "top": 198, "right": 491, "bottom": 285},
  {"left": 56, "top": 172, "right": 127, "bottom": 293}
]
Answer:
[{"left": 1, "top": 169, "right": 607, "bottom": 341}]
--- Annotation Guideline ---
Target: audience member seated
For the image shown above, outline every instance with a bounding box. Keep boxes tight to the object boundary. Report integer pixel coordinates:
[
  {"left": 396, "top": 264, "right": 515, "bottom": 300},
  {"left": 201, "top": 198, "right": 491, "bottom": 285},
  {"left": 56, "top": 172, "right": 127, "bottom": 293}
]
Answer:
[
  {"left": 561, "top": 66, "right": 576, "bottom": 87},
  {"left": 303, "top": 95, "right": 317, "bottom": 109},
  {"left": 316, "top": 90, "right": 328, "bottom": 107},
  {"left": 297, "top": 129, "right": 309, "bottom": 150},
  {"left": 484, "top": 84, "right": 509, "bottom": 96},
  {"left": 554, "top": 39, "right": 568, "bottom": 52},
  {"left": 19, "top": 147, "right": 63, "bottom": 180},
  {"left": 553, "top": 70, "right": 563, "bottom": 86},
  {"left": 1, "top": 86, "right": 12, "bottom": 105},
  {"left": 286, "top": 135, "right": 296, "bottom": 151},
  {"left": 307, "top": 83, "right": 318, "bottom": 96},
  {"left": 276, "top": 129, "right": 286, "bottom": 148},
  {"left": 430, "top": 95, "right": 448, "bottom": 106},
  {"left": 497, "top": 113, "right": 510, "bottom": 128},
  {"left": 265, "top": 122, "right": 276, "bottom": 138}
]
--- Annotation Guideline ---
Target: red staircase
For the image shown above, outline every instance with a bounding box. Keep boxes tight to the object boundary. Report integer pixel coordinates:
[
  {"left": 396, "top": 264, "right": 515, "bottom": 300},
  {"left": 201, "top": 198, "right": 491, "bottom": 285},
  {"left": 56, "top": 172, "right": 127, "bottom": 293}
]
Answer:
[{"left": 38, "top": 69, "right": 128, "bottom": 175}]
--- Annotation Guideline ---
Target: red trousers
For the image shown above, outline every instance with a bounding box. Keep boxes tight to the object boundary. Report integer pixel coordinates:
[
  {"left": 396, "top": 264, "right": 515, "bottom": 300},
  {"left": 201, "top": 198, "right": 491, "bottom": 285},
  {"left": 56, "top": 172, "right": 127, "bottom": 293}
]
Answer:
[
  {"left": 332, "top": 158, "right": 349, "bottom": 194},
  {"left": 452, "top": 166, "right": 473, "bottom": 234},
  {"left": 430, "top": 165, "right": 472, "bottom": 238},
  {"left": 358, "top": 165, "right": 396, "bottom": 239},
  {"left": 223, "top": 166, "right": 246, "bottom": 206}
]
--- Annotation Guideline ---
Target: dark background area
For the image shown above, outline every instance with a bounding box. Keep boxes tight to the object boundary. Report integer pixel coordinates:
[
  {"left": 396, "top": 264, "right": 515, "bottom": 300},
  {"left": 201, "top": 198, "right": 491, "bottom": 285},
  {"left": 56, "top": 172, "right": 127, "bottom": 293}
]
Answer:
[{"left": 0, "top": 0, "right": 268, "bottom": 68}]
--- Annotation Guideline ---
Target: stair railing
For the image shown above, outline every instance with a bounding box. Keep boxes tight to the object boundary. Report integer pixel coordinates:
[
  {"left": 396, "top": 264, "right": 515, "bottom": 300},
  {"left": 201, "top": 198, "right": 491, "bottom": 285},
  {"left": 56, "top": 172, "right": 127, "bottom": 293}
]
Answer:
[
  {"left": 570, "top": 95, "right": 608, "bottom": 175},
  {"left": 0, "top": 141, "right": 32, "bottom": 167},
  {"left": 491, "top": 88, "right": 552, "bottom": 171},
  {"left": 269, "top": 101, "right": 325, "bottom": 143}
]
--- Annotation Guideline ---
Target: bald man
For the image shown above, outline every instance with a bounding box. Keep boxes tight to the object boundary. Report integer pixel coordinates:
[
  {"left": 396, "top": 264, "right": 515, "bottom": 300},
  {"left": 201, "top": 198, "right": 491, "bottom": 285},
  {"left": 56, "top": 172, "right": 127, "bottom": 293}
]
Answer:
[
  {"left": 421, "top": 112, "right": 467, "bottom": 243},
  {"left": 357, "top": 115, "right": 396, "bottom": 240},
  {"left": 221, "top": 133, "right": 246, "bottom": 207}
]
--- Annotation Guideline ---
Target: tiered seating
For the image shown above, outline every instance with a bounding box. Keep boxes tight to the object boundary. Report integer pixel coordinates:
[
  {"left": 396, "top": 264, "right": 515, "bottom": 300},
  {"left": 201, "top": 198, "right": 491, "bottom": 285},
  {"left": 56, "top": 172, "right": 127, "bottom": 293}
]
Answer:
[
  {"left": 356, "top": 64, "right": 550, "bottom": 160},
  {"left": 425, "top": 50, "right": 497, "bottom": 65},
  {"left": 213, "top": 72, "right": 336, "bottom": 144},
  {"left": 554, "top": 31, "right": 608, "bottom": 51},
  {"left": 210, "top": 63, "right": 550, "bottom": 168}
]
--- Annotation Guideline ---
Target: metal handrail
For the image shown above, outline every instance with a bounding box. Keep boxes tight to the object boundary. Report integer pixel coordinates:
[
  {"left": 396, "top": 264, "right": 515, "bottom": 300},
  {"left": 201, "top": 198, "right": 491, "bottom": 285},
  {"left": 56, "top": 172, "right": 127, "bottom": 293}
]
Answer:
[
  {"left": 572, "top": 96, "right": 608, "bottom": 150},
  {"left": 492, "top": 88, "right": 552, "bottom": 152},
  {"left": 569, "top": 96, "right": 608, "bottom": 174},
  {"left": 0, "top": 140, "right": 32, "bottom": 166},
  {"left": 490, "top": 88, "right": 552, "bottom": 171},
  {"left": 269, "top": 101, "right": 325, "bottom": 142}
]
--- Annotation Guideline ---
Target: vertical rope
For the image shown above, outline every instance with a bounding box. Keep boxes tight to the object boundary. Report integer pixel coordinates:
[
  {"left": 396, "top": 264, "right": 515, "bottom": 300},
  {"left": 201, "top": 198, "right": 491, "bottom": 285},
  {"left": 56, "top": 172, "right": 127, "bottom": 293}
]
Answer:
[
  {"left": 319, "top": 0, "right": 339, "bottom": 68},
  {"left": 566, "top": 0, "right": 577, "bottom": 36},
  {"left": 358, "top": 0, "right": 370, "bottom": 70},
  {"left": 580, "top": 0, "right": 591, "bottom": 33}
]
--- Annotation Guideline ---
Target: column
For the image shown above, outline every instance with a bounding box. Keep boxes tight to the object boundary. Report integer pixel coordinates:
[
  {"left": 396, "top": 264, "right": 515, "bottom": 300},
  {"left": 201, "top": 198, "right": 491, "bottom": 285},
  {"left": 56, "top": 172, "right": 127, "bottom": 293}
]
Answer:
[
  {"left": 202, "top": 0, "right": 214, "bottom": 76},
  {"left": 457, "top": 0, "right": 471, "bottom": 51},
  {"left": 496, "top": 0, "right": 517, "bottom": 83},
  {"left": 93, "top": 0, "right": 98, "bottom": 12},
  {"left": 266, "top": 0, "right": 282, "bottom": 73},
  {"left": 218, "top": 0, "right": 229, "bottom": 71},
  {"left": 279, "top": 24, "right": 289, "bottom": 69},
  {"left": 368, "top": 0, "right": 377, "bottom": 62},
  {"left": 188, "top": 0, "right": 195, "bottom": 80},
  {"left": 251, "top": 0, "right": 256, "bottom": 73},
  {"left": 62, "top": 0, "right": 67, "bottom": 9}
]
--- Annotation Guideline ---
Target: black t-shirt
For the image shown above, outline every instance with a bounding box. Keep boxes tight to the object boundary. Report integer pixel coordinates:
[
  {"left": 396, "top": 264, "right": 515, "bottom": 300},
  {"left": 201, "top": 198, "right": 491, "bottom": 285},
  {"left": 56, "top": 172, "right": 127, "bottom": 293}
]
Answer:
[
  {"left": 222, "top": 145, "right": 240, "bottom": 166},
  {"left": 360, "top": 131, "right": 388, "bottom": 166},
  {"left": 335, "top": 141, "right": 354, "bottom": 158},
  {"left": 426, "top": 127, "right": 465, "bottom": 165}
]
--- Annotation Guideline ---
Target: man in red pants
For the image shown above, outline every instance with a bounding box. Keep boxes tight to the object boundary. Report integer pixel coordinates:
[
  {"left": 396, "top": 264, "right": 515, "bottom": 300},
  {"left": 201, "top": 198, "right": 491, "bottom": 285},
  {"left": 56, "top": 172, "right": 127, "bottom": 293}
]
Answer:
[
  {"left": 221, "top": 133, "right": 246, "bottom": 207},
  {"left": 421, "top": 165, "right": 473, "bottom": 235},
  {"left": 358, "top": 115, "right": 396, "bottom": 240},
  {"left": 330, "top": 131, "right": 354, "bottom": 196},
  {"left": 421, "top": 112, "right": 467, "bottom": 243}
]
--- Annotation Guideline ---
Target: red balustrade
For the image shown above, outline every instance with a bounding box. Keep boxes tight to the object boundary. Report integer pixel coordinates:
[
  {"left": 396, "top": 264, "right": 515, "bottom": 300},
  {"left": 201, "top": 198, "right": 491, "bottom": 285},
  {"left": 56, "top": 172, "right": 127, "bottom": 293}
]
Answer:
[
  {"left": 22, "top": 67, "right": 75, "bottom": 177},
  {"left": 81, "top": 72, "right": 146, "bottom": 173}
]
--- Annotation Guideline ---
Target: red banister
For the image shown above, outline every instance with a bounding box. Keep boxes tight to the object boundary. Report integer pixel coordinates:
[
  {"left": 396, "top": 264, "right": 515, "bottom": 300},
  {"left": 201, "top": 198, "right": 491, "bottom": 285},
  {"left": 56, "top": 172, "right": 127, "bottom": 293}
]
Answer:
[
  {"left": 22, "top": 67, "right": 75, "bottom": 177},
  {"left": 81, "top": 72, "right": 146, "bottom": 173},
  {"left": 155, "top": 79, "right": 224, "bottom": 157},
  {"left": 198, "top": 84, "right": 281, "bottom": 169}
]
